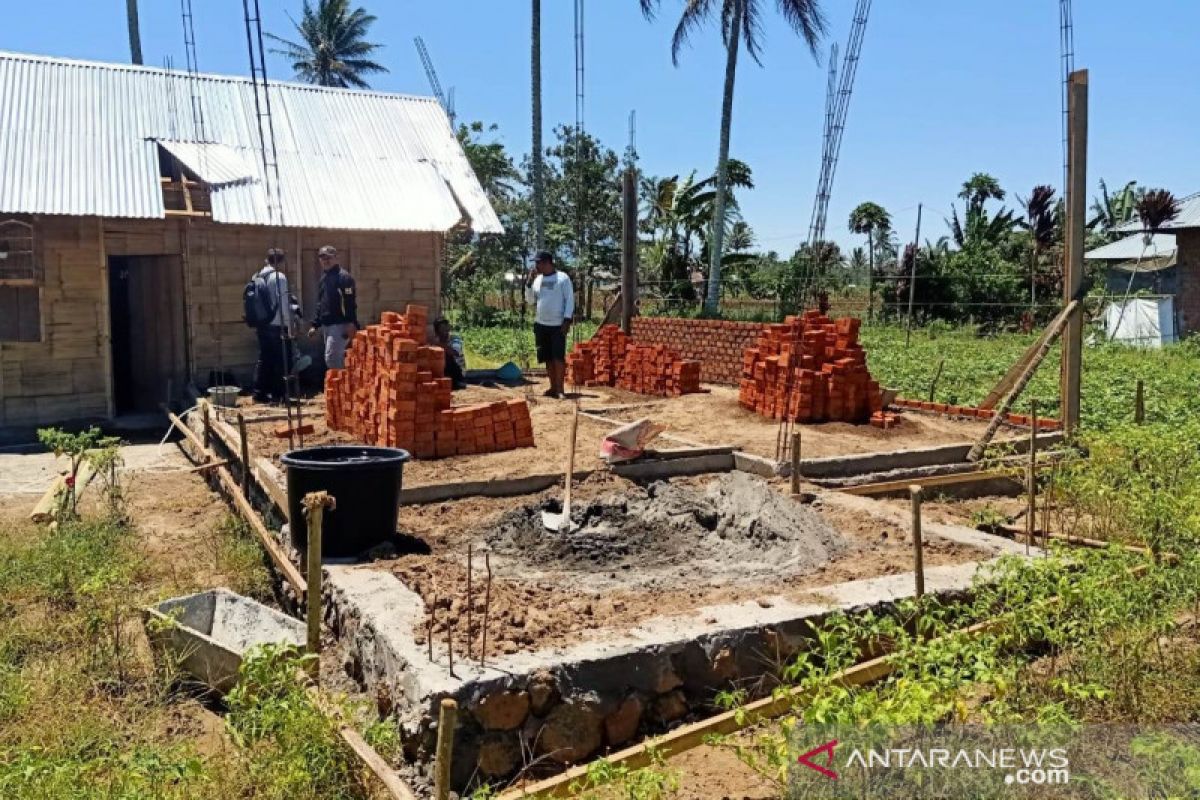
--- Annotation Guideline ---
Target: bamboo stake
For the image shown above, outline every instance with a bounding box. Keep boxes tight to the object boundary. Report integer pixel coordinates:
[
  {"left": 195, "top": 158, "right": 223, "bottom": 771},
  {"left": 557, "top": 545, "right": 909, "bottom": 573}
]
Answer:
[
  {"left": 237, "top": 412, "right": 251, "bottom": 498},
  {"left": 1134, "top": 379, "right": 1145, "bottom": 424},
  {"left": 789, "top": 432, "right": 801, "bottom": 495},
  {"left": 202, "top": 402, "right": 211, "bottom": 451},
  {"left": 303, "top": 491, "right": 335, "bottom": 679},
  {"left": 1028, "top": 399, "right": 1039, "bottom": 555},
  {"left": 466, "top": 545, "right": 474, "bottom": 660},
  {"left": 434, "top": 698, "right": 459, "bottom": 800},
  {"left": 910, "top": 486, "right": 925, "bottom": 598},
  {"left": 481, "top": 551, "right": 492, "bottom": 669}
]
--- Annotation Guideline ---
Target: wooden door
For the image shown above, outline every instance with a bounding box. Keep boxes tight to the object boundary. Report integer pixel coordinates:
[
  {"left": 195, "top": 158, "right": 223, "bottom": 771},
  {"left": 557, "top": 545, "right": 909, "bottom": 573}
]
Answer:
[{"left": 110, "top": 255, "right": 187, "bottom": 413}]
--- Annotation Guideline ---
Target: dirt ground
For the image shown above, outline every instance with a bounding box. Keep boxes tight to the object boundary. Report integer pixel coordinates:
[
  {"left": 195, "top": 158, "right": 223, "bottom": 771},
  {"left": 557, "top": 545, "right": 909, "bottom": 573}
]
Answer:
[
  {"left": 583, "top": 382, "right": 1000, "bottom": 459},
  {"left": 238, "top": 381, "right": 613, "bottom": 488},
  {"left": 379, "top": 471, "right": 987, "bottom": 656},
  {"left": 235, "top": 376, "right": 1006, "bottom": 491}
]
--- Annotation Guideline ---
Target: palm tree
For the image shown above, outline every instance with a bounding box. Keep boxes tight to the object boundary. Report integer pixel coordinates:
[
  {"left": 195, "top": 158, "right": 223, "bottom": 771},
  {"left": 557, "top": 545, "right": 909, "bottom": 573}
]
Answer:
[
  {"left": 531, "top": 0, "right": 545, "bottom": 251},
  {"left": 1017, "top": 185, "right": 1057, "bottom": 309},
  {"left": 126, "top": 0, "right": 143, "bottom": 65},
  {"left": 848, "top": 201, "right": 890, "bottom": 321},
  {"left": 640, "top": 0, "right": 826, "bottom": 314},
  {"left": 1110, "top": 189, "right": 1180, "bottom": 339},
  {"left": 958, "top": 173, "right": 1005, "bottom": 214},
  {"left": 1088, "top": 179, "right": 1140, "bottom": 239},
  {"left": 267, "top": 0, "right": 387, "bottom": 89}
]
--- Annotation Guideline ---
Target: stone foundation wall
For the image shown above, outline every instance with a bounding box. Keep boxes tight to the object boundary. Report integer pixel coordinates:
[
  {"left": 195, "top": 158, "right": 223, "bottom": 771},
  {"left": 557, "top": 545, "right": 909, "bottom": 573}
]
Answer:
[{"left": 630, "top": 317, "right": 766, "bottom": 385}]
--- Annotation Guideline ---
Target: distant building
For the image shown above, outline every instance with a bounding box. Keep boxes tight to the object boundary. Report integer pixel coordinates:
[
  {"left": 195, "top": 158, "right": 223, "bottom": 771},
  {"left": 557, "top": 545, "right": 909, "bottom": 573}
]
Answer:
[
  {"left": 1105, "top": 192, "right": 1200, "bottom": 340},
  {"left": 0, "top": 51, "right": 500, "bottom": 430}
]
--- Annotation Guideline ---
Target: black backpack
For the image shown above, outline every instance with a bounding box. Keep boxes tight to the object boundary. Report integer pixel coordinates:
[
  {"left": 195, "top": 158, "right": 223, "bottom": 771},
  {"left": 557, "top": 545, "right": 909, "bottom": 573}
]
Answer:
[{"left": 242, "top": 274, "right": 278, "bottom": 327}]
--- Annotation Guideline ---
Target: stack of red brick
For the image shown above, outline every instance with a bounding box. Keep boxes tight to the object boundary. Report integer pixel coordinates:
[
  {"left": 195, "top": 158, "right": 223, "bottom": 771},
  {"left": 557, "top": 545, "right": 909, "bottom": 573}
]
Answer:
[
  {"left": 738, "top": 310, "right": 884, "bottom": 424},
  {"left": 324, "top": 305, "right": 534, "bottom": 458},
  {"left": 568, "top": 324, "right": 702, "bottom": 397}
]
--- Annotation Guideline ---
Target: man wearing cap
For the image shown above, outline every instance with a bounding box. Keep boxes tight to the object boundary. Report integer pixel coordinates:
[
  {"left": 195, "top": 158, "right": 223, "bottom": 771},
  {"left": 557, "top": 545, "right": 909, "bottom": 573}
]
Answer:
[
  {"left": 308, "top": 245, "right": 359, "bottom": 370},
  {"left": 524, "top": 251, "right": 574, "bottom": 398},
  {"left": 250, "top": 248, "right": 300, "bottom": 403}
]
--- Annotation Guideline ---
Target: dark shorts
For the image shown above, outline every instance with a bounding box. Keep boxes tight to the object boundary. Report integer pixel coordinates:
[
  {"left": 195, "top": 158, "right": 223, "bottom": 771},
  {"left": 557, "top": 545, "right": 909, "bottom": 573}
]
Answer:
[{"left": 533, "top": 323, "right": 567, "bottom": 363}]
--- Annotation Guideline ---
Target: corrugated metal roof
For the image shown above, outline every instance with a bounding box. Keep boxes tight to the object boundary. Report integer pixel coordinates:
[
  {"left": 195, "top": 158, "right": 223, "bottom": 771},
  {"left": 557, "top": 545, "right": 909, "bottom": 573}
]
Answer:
[
  {"left": 0, "top": 50, "right": 502, "bottom": 233},
  {"left": 1085, "top": 232, "right": 1176, "bottom": 261},
  {"left": 1115, "top": 192, "right": 1200, "bottom": 233},
  {"left": 156, "top": 140, "right": 255, "bottom": 187}
]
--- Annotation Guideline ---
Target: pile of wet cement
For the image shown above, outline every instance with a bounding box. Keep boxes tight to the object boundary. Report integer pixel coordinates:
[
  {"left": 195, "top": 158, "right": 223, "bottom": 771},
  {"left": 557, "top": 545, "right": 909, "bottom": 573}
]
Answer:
[{"left": 484, "top": 472, "right": 849, "bottom": 590}]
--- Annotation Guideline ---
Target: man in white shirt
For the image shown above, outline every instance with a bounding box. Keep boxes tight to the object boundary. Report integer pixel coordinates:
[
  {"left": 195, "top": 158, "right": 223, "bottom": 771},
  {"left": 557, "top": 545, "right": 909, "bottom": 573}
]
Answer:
[{"left": 524, "top": 251, "right": 574, "bottom": 398}]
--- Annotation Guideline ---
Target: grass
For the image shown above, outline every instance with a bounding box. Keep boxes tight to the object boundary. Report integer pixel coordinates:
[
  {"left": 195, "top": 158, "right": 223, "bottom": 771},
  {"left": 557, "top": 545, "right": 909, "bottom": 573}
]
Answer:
[
  {"left": 0, "top": 507, "right": 369, "bottom": 800},
  {"left": 861, "top": 323, "right": 1200, "bottom": 432},
  {"left": 459, "top": 320, "right": 600, "bottom": 370}
]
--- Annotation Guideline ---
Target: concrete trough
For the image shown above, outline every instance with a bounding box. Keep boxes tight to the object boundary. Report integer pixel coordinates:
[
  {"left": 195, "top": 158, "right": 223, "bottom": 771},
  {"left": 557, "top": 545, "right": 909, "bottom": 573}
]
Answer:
[{"left": 143, "top": 588, "right": 306, "bottom": 694}]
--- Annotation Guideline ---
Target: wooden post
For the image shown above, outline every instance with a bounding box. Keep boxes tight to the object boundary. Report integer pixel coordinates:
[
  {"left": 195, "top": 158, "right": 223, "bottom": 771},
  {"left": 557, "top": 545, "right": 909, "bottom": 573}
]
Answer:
[
  {"left": 303, "top": 491, "right": 335, "bottom": 679},
  {"left": 237, "top": 412, "right": 251, "bottom": 498},
  {"left": 434, "top": 698, "right": 458, "bottom": 800},
  {"left": 1027, "top": 399, "right": 1038, "bottom": 555},
  {"left": 904, "top": 203, "right": 923, "bottom": 348},
  {"left": 201, "top": 402, "right": 211, "bottom": 451},
  {"left": 1134, "top": 379, "right": 1145, "bottom": 424},
  {"left": 790, "top": 432, "right": 802, "bottom": 495},
  {"left": 1061, "top": 70, "right": 1088, "bottom": 438},
  {"left": 910, "top": 486, "right": 925, "bottom": 598},
  {"left": 466, "top": 544, "right": 473, "bottom": 660},
  {"left": 620, "top": 167, "right": 638, "bottom": 335}
]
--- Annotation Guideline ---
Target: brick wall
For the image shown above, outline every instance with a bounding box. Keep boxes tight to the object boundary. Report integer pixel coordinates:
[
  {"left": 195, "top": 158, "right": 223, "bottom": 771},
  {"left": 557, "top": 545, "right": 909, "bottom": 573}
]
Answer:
[
  {"left": 1175, "top": 228, "right": 1200, "bottom": 336},
  {"left": 629, "top": 317, "right": 766, "bottom": 386}
]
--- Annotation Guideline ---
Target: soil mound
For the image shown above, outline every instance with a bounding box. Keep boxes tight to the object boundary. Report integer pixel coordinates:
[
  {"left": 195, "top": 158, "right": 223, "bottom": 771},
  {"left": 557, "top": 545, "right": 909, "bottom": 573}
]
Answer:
[{"left": 485, "top": 472, "right": 849, "bottom": 590}]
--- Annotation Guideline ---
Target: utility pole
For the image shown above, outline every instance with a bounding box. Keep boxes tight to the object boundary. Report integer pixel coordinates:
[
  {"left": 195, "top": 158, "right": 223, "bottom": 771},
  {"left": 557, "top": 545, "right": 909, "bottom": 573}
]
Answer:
[{"left": 1060, "top": 70, "right": 1088, "bottom": 437}]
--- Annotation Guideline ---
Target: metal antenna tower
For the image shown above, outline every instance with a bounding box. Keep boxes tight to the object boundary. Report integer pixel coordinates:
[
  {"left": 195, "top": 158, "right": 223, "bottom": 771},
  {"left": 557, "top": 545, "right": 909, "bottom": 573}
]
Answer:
[
  {"left": 181, "top": 0, "right": 208, "bottom": 142},
  {"left": 780, "top": 0, "right": 873, "bottom": 462},
  {"left": 414, "top": 37, "right": 456, "bottom": 126},
  {"left": 243, "top": 0, "right": 303, "bottom": 444},
  {"left": 1058, "top": 0, "right": 1075, "bottom": 195},
  {"left": 574, "top": 0, "right": 586, "bottom": 137},
  {"left": 572, "top": 0, "right": 587, "bottom": 310},
  {"left": 624, "top": 109, "right": 638, "bottom": 169}
]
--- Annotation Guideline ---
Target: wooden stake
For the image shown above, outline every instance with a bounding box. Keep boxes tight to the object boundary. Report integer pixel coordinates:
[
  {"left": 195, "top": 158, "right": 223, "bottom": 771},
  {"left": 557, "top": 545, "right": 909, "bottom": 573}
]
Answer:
[
  {"left": 303, "top": 491, "right": 335, "bottom": 679},
  {"left": 1027, "top": 399, "right": 1038, "bottom": 555},
  {"left": 789, "top": 432, "right": 802, "bottom": 495},
  {"left": 481, "top": 551, "right": 492, "bottom": 669},
  {"left": 434, "top": 698, "right": 458, "bottom": 800},
  {"left": 427, "top": 592, "right": 435, "bottom": 662},
  {"left": 910, "top": 486, "right": 925, "bottom": 598},
  {"left": 466, "top": 545, "right": 474, "bottom": 660},
  {"left": 1134, "top": 379, "right": 1145, "bottom": 424},
  {"left": 928, "top": 358, "right": 945, "bottom": 402},
  {"left": 1061, "top": 70, "right": 1088, "bottom": 438},
  {"left": 201, "top": 402, "right": 211, "bottom": 451},
  {"left": 237, "top": 412, "right": 251, "bottom": 498},
  {"left": 561, "top": 403, "right": 579, "bottom": 529},
  {"left": 446, "top": 618, "right": 455, "bottom": 677}
]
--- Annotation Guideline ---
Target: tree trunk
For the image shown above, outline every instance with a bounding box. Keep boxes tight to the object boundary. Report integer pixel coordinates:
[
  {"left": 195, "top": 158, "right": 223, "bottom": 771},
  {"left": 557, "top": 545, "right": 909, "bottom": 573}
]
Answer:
[
  {"left": 703, "top": 0, "right": 743, "bottom": 316},
  {"left": 1030, "top": 241, "right": 1038, "bottom": 311},
  {"left": 126, "top": 0, "right": 143, "bottom": 65},
  {"left": 531, "top": 0, "right": 545, "bottom": 251},
  {"left": 866, "top": 229, "right": 875, "bottom": 322}
]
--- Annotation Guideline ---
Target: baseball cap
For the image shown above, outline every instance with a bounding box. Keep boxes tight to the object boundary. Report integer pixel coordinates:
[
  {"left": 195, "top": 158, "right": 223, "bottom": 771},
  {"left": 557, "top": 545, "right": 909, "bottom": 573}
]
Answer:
[
  {"left": 318, "top": 245, "right": 337, "bottom": 257},
  {"left": 535, "top": 250, "right": 554, "bottom": 264}
]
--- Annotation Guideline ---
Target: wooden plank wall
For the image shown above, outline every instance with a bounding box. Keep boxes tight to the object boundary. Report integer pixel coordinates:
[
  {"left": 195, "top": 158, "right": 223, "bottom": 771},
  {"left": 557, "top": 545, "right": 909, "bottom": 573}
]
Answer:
[
  {"left": 0, "top": 217, "right": 443, "bottom": 429},
  {"left": 0, "top": 216, "right": 109, "bottom": 428}
]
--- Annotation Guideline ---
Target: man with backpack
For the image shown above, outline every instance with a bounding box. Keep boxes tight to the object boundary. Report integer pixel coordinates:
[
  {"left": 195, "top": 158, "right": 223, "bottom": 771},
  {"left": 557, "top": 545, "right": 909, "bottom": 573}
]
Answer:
[{"left": 244, "top": 248, "right": 300, "bottom": 403}]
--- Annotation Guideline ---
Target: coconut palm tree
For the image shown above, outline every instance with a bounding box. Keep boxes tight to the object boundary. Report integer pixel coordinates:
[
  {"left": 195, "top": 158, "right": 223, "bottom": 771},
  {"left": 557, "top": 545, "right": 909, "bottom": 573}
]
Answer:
[
  {"left": 640, "top": 0, "right": 826, "bottom": 314},
  {"left": 959, "top": 172, "right": 1005, "bottom": 214},
  {"left": 1017, "top": 185, "right": 1058, "bottom": 309},
  {"left": 848, "top": 201, "right": 890, "bottom": 321},
  {"left": 126, "top": 0, "right": 143, "bottom": 65},
  {"left": 531, "top": 0, "right": 545, "bottom": 251},
  {"left": 267, "top": 0, "right": 387, "bottom": 89}
]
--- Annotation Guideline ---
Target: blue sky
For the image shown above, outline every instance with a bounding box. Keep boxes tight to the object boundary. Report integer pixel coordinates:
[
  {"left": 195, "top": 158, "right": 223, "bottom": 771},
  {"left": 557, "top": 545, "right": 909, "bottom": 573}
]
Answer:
[{"left": 6, "top": 1, "right": 1199, "bottom": 254}]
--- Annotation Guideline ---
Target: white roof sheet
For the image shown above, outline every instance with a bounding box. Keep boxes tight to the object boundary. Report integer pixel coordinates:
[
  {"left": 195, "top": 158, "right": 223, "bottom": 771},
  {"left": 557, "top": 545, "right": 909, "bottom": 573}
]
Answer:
[
  {"left": 1084, "top": 232, "right": 1176, "bottom": 261},
  {"left": 0, "top": 50, "right": 502, "bottom": 233},
  {"left": 156, "top": 140, "right": 255, "bottom": 187},
  {"left": 1115, "top": 192, "right": 1200, "bottom": 233}
]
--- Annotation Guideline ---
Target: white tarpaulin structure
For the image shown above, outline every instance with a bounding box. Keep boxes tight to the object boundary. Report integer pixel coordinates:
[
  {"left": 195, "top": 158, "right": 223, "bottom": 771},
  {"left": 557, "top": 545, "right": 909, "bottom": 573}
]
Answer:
[{"left": 1105, "top": 296, "right": 1176, "bottom": 347}]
